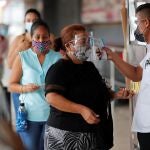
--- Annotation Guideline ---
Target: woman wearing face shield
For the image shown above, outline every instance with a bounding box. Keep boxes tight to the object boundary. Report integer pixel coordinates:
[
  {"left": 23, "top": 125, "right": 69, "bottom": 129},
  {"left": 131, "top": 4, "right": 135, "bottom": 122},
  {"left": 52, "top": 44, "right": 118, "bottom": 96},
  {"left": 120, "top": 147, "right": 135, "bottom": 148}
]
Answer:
[
  {"left": 44, "top": 24, "right": 132, "bottom": 150},
  {"left": 9, "top": 20, "right": 61, "bottom": 150},
  {"left": 102, "top": 3, "right": 150, "bottom": 150}
]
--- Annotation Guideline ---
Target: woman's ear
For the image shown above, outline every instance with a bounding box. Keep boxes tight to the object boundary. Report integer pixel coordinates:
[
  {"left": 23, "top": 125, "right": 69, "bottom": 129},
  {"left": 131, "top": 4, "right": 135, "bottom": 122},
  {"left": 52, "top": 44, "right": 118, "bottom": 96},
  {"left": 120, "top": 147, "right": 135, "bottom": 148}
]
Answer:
[{"left": 65, "top": 43, "right": 72, "bottom": 52}]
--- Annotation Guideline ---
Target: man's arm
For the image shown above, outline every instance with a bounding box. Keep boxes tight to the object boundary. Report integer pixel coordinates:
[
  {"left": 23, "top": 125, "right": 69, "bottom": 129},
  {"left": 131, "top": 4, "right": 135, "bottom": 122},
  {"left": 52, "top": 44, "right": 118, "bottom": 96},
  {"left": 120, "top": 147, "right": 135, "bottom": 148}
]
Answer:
[{"left": 103, "top": 47, "right": 143, "bottom": 82}]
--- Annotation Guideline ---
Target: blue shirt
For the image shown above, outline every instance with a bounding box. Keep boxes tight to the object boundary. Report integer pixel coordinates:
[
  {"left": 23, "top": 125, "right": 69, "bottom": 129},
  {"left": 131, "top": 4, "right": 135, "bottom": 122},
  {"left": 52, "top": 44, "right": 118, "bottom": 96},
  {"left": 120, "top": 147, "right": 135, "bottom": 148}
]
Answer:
[{"left": 19, "top": 48, "right": 61, "bottom": 121}]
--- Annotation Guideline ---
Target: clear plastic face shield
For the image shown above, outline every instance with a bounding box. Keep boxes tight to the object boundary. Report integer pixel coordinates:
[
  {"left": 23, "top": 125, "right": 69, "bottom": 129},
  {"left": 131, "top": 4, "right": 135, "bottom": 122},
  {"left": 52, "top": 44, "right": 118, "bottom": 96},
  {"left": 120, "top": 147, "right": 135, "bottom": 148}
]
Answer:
[
  {"left": 65, "top": 34, "right": 90, "bottom": 61},
  {"left": 74, "top": 34, "right": 91, "bottom": 61},
  {"left": 65, "top": 34, "right": 106, "bottom": 61}
]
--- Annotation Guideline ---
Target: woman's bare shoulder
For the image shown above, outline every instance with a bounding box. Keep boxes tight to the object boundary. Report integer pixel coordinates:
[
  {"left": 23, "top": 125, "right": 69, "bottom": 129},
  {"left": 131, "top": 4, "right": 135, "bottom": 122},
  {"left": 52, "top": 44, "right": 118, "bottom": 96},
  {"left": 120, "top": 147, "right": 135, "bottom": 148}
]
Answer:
[{"left": 13, "top": 33, "right": 26, "bottom": 43}]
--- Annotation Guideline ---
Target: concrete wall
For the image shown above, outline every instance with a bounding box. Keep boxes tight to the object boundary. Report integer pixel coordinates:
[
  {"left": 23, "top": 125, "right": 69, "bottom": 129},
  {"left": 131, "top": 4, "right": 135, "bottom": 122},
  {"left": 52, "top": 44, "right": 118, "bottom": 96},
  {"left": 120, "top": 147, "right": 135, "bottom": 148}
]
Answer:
[{"left": 43, "top": 0, "right": 81, "bottom": 36}]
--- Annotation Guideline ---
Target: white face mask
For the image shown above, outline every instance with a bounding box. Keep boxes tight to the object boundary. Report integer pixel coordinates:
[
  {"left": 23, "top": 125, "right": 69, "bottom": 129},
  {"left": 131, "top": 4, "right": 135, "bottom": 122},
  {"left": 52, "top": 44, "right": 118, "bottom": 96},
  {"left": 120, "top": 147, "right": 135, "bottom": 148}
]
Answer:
[
  {"left": 73, "top": 45, "right": 91, "bottom": 61},
  {"left": 25, "top": 22, "right": 33, "bottom": 33},
  {"left": 65, "top": 36, "right": 91, "bottom": 61}
]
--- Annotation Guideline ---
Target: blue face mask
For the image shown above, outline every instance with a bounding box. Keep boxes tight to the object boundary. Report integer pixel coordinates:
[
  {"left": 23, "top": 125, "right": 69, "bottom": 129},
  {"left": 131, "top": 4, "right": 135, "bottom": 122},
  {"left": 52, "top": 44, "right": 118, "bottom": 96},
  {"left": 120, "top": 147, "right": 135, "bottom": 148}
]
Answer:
[{"left": 25, "top": 22, "right": 33, "bottom": 33}]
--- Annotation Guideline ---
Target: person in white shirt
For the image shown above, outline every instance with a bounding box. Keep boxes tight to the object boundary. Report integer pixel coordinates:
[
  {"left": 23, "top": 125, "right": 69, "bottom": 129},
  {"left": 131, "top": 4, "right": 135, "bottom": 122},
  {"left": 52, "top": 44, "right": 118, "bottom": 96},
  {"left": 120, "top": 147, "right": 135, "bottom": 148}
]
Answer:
[{"left": 102, "top": 3, "right": 150, "bottom": 150}]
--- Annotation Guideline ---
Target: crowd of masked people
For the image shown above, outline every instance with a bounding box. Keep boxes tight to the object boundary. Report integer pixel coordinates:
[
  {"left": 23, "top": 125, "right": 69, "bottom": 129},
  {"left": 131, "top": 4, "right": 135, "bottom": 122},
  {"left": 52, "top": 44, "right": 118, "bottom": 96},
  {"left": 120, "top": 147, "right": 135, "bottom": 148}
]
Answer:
[{"left": 1, "top": 3, "right": 150, "bottom": 150}]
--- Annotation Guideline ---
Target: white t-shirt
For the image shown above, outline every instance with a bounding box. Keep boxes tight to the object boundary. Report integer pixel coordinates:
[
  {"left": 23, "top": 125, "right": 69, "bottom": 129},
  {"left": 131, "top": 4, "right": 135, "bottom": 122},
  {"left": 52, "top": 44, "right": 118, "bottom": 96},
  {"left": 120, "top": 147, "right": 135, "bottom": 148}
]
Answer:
[{"left": 132, "top": 44, "right": 150, "bottom": 133}]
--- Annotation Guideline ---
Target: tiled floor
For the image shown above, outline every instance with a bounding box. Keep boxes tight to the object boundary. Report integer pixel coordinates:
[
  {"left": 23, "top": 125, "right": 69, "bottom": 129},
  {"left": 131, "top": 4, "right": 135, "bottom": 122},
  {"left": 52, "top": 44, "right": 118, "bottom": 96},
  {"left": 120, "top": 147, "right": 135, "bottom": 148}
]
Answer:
[{"left": 111, "top": 100, "right": 130, "bottom": 150}]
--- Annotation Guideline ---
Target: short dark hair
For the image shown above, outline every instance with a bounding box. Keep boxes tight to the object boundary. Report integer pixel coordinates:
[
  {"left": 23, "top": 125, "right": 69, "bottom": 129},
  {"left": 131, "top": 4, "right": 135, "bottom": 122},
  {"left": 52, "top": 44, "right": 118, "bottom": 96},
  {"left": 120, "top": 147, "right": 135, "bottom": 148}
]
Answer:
[
  {"left": 31, "top": 20, "right": 50, "bottom": 37},
  {"left": 136, "top": 3, "right": 150, "bottom": 18},
  {"left": 25, "top": 8, "right": 41, "bottom": 19}
]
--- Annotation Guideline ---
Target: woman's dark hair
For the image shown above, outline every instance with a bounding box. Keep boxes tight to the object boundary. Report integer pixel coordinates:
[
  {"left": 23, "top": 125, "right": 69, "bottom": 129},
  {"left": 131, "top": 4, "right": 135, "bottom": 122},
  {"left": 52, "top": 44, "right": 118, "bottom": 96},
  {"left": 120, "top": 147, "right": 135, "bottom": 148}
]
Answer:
[
  {"left": 54, "top": 37, "right": 65, "bottom": 52},
  {"left": 25, "top": 8, "right": 41, "bottom": 19},
  {"left": 31, "top": 20, "right": 50, "bottom": 37}
]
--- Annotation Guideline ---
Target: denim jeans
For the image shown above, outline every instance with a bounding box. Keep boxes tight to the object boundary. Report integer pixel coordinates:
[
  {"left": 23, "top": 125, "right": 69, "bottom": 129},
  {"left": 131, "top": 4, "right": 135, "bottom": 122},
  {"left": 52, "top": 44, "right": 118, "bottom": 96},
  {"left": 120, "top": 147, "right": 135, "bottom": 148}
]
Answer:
[
  {"left": 19, "top": 120, "right": 45, "bottom": 150},
  {"left": 11, "top": 92, "right": 20, "bottom": 116}
]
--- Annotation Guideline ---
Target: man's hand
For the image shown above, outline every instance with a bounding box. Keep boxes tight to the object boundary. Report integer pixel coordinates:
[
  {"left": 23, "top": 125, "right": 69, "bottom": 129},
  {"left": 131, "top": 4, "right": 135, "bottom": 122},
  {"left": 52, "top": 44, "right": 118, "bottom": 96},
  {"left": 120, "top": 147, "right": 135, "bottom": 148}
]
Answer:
[{"left": 115, "top": 87, "right": 134, "bottom": 99}]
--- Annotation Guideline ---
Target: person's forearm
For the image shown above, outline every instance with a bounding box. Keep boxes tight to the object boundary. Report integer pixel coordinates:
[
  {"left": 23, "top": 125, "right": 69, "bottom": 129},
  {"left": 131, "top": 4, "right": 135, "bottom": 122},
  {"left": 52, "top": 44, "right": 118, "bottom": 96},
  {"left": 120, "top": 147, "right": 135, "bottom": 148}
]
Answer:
[
  {"left": 8, "top": 83, "right": 29, "bottom": 93},
  {"left": 46, "top": 93, "right": 84, "bottom": 114},
  {"left": 112, "top": 52, "right": 141, "bottom": 81},
  {"left": 8, "top": 83, "right": 22, "bottom": 93}
]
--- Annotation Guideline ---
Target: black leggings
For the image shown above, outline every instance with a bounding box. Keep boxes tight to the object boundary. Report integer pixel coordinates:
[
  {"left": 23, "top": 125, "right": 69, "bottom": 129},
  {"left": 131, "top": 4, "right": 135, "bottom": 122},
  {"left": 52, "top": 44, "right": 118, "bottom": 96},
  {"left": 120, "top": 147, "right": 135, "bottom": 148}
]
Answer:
[{"left": 137, "top": 132, "right": 150, "bottom": 150}]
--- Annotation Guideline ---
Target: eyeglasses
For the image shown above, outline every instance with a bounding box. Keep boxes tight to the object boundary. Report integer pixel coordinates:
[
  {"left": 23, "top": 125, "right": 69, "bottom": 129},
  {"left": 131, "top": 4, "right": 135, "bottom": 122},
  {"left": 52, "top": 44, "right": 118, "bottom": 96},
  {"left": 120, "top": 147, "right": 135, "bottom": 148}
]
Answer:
[{"left": 65, "top": 36, "right": 89, "bottom": 48}]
